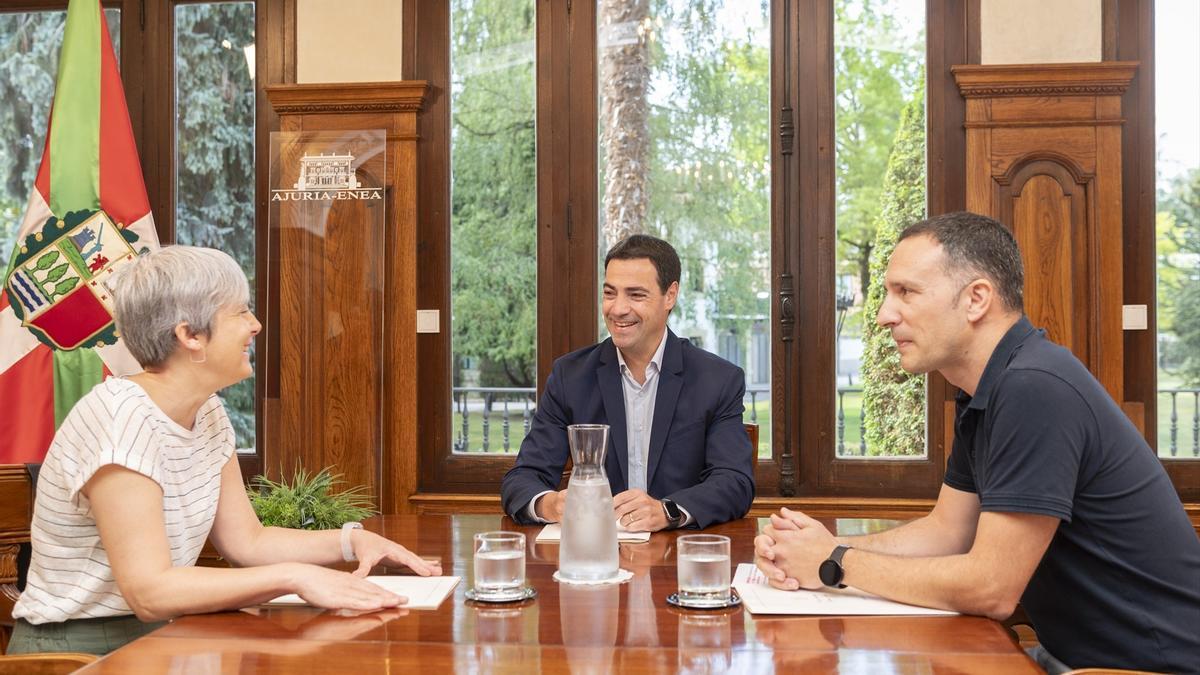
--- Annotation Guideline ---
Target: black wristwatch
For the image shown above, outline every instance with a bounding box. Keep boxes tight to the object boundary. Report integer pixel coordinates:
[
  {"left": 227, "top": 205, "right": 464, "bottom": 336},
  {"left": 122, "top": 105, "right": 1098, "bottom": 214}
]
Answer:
[
  {"left": 661, "top": 498, "right": 684, "bottom": 529},
  {"left": 818, "top": 544, "right": 852, "bottom": 588}
]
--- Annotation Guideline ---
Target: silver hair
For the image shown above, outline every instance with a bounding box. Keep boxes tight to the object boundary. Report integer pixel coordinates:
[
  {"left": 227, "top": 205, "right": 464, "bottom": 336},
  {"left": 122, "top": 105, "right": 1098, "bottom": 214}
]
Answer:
[{"left": 108, "top": 245, "right": 250, "bottom": 369}]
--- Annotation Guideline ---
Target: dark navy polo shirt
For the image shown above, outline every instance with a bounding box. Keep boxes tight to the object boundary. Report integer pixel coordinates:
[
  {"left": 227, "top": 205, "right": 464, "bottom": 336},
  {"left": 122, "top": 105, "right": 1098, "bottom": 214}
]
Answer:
[{"left": 945, "top": 316, "right": 1200, "bottom": 673}]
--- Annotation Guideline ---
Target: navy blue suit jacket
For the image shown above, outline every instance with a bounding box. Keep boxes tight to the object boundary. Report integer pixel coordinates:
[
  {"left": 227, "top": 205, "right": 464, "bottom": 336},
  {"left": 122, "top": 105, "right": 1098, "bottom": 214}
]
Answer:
[{"left": 500, "top": 331, "right": 755, "bottom": 528}]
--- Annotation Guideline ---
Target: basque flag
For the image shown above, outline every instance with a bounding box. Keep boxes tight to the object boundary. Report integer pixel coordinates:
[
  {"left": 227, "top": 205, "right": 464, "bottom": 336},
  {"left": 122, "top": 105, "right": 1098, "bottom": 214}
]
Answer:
[{"left": 0, "top": 0, "right": 159, "bottom": 462}]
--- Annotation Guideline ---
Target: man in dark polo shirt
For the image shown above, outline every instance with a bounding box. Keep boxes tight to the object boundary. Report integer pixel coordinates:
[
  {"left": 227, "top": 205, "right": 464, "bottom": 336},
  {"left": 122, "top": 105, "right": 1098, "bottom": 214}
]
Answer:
[{"left": 754, "top": 212, "right": 1200, "bottom": 674}]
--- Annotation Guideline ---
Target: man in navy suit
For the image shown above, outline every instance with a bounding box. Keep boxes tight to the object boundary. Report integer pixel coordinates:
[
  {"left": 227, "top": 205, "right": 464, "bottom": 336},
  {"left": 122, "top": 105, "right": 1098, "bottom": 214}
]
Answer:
[{"left": 500, "top": 235, "right": 755, "bottom": 530}]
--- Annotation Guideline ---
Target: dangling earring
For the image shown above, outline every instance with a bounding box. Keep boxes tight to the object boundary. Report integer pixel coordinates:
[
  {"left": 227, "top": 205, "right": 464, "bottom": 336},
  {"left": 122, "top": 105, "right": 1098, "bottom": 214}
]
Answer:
[{"left": 190, "top": 347, "right": 207, "bottom": 364}]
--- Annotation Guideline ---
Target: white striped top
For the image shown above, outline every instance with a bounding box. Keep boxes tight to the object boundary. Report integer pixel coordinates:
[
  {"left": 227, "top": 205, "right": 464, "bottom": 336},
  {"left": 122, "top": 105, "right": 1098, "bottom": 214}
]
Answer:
[{"left": 13, "top": 378, "right": 234, "bottom": 624}]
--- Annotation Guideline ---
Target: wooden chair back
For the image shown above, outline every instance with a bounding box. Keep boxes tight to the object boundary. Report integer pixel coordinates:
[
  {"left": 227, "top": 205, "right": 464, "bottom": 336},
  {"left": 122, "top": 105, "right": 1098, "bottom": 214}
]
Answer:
[
  {"left": 0, "top": 465, "right": 35, "bottom": 654},
  {"left": 0, "top": 653, "right": 98, "bottom": 674},
  {"left": 744, "top": 422, "right": 759, "bottom": 472}
]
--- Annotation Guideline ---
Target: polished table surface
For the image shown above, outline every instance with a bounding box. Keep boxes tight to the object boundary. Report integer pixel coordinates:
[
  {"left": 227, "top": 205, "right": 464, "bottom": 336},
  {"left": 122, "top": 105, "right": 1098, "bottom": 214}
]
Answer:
[{"left": 76, "top": 515, "right": 1039, "bottom": 674}]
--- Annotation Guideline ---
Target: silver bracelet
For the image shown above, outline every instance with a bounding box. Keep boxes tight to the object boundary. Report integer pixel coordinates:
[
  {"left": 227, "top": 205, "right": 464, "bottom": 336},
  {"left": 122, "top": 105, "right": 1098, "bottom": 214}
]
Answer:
[{"left": 341, "top": 522, "right": 363, "bottom": 562}]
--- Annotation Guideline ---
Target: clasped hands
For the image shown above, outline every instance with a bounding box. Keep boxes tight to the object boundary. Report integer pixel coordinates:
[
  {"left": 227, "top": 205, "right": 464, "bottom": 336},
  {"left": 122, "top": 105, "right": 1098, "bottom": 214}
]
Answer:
[
  {"left": 754, "top": 507, "right": 839, "bottom": 591},
  {"left": 537, "top": 488, "right": 671, "bottom": 532}
]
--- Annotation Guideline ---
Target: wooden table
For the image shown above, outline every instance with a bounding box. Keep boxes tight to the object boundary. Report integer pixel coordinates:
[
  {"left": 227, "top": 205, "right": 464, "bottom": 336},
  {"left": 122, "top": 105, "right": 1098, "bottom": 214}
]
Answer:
[{"left": 76, "top": 515, "right": 1039, "bottom": 674}]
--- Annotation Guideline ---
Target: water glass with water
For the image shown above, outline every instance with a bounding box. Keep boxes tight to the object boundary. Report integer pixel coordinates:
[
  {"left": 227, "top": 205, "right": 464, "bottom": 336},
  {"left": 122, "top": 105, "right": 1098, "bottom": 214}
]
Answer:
[
  {"left": 473, "top": 531, "right": 526, "bottom": 600},
  {"left": 676, "top": 534, "right": 732, "bottom": 607}
]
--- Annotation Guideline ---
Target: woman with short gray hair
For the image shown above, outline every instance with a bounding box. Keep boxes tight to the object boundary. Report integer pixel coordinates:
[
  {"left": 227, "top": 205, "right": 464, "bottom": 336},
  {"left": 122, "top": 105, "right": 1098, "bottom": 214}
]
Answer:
[{"left": 9, "top": 245, "right": 440, "bottom": 656}]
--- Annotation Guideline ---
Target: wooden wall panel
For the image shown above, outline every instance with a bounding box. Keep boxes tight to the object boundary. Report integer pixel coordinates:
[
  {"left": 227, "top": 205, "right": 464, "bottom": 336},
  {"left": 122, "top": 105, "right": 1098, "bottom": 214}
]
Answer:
[
  {"left": 1012, "top": 175, "right": 1077, "bottom": 350},
  {"left": 271, "top": 146, "right": 385, "bottom": 506},
  {"left": 954, "top": 63, "right": 1136, "bottom": 414},
  {"left": 265, "top": 82, "right": 427, "bottom": 514},
  {"left": 1000, "top": 160, "right": 1094, "bottom": 367}
]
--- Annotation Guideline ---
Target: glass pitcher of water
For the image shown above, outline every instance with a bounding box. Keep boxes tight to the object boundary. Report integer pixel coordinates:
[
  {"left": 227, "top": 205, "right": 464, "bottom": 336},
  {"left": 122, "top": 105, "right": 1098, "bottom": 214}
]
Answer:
[{"left": 558, "top": 424, "right": 619, "bottom": 581}]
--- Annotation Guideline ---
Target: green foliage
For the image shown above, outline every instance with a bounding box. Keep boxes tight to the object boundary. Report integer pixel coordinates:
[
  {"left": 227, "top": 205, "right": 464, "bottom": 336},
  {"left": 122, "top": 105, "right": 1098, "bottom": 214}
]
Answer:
[
  {"left": 173, "top": 5, "right": 258, "bottom": 443},
  {"left": 1158, "top": 168, "right": 1200, "bottom": 383},
  {"left": 860, "top": 78, "right": 926, "bottom": 456},
  {"left": 834, "top": 1, "right": 924, "bottom": 297},
  {"left": 450, "top": 0, "right": 537, "bottom": 387},
  {"left": 639, "top": 0, "right": 771, "bottom": 329},
  {"left": 247, "top": 467, "right": 376, "bottom": 530}
]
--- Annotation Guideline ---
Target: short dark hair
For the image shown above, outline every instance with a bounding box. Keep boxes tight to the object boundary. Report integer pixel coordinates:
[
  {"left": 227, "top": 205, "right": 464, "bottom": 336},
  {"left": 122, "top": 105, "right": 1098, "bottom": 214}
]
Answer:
[
  {"left": 898, "top": 211, "right": 1024, "bottom": 312},
  {"left": 604, "top": 234, "right": 681, "bottom": 293}
]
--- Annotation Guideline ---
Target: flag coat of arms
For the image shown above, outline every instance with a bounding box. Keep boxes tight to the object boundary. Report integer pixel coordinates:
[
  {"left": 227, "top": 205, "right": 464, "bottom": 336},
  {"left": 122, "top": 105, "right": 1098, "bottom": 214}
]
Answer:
[{"left": 0, "top": 0, "right": 159, "bottom": 463}]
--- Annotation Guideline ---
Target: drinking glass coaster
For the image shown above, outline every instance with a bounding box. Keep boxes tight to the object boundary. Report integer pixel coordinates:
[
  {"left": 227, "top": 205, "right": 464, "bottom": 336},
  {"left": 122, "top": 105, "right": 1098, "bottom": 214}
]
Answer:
[
  {"left": 552, "top": 568, "right": 634, "bottom": 585},
  {"left": 465, "top": 586, "right": 537, "bottom": 603},
  {"left": 666, "top": 590, "right": 742, "bottom": 610}
]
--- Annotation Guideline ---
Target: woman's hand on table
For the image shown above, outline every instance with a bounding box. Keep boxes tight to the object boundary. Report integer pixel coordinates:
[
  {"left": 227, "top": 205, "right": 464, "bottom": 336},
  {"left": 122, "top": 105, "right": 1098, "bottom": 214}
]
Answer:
[
  {"left": 349, "top": 530, "right": 442, "bottom": 577},
  {"left": 290, "top": 564, "right": 406, "bottom": 611}
]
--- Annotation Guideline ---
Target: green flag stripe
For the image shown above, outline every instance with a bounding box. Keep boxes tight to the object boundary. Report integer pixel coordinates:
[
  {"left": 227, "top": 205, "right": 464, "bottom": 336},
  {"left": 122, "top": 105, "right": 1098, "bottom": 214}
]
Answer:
[
  {"left": 48, "top": 0, "right": 102, "bottom": 215},
  {"left": 53, "top": 348, "right": 105, "bottom": 428}
]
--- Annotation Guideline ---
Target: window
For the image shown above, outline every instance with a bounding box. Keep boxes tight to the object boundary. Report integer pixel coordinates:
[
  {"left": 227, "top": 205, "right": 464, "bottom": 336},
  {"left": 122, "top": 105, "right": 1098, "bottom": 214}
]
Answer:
[
  {"left": 594, "top": 0, "right": 772, "bottom": 462},
  {"left": 833, "top": 0, "right": 925, "bottom": 460},
  {"left": 1142, "top": 0, "right": 1200, "bottom": 502},
  {"left": 1155, "top": 0, "right": 1200, "bottom": 462},
  {"left": 416, "top": 0, "right": 972, "bottom": 499},
  {"left": 2, "top": 1, "right": 275, "bottom": 470},
  {"left": 1113, "top": 0, "right": 1199, "bottom": 501},
  {"left": 449, "top": 0, "right": 537, "bottom": 457},
  {"left": 173, "top": 2, "right": 257, "bottom": 451}
]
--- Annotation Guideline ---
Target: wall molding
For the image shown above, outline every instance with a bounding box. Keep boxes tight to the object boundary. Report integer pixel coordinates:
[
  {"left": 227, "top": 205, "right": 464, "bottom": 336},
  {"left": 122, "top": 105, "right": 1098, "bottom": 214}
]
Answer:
[
  {"left": 264, "top": 81, "right": 429, "bottom": 115},
  {"left": 951, "top": 62, "right": 1137, "bottom": 98}
]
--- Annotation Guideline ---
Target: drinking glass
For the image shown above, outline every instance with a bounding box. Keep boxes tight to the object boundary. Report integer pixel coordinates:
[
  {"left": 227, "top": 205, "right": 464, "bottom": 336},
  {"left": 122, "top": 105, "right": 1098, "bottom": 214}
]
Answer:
[
  {"left": 473, "top": 531, "right": 526, "bottom": 600},
  {"left": 676, "top": 534, "right": 732, "bottom": 607}
]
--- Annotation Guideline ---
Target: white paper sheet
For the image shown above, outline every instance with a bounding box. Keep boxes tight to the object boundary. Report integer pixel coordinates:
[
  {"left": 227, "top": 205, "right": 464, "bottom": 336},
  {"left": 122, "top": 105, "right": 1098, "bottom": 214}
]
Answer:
[
  {"left": 266, "top": 575, "right": 461, "bottom": 610},
  {"left": 535, "top": 523, "right": 651, "bottom": 543},
  {"left": 732, "top": 564, "right": 957, "bottom": 616}
]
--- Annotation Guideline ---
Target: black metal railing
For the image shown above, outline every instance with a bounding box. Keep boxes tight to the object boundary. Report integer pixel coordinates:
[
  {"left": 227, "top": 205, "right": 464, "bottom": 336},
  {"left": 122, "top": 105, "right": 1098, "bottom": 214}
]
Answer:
[
  {"left": 452, "top": 386, "right": 1200, "bottom": 459},
  {"left": 451, "top": 387, "right": 536, "bottom": 453},
  {"left": 451, "top": 384, "right": 861, "bottom": 454},
  {"left": 1160, "top": 388, "right": 1200, "bottom": 458}
]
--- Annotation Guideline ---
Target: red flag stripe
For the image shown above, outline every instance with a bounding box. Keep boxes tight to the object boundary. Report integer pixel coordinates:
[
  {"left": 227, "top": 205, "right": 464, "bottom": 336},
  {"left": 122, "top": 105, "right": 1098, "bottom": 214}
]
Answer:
[{"left": 0, "top": 345, "right": 55, "bottom": 463}]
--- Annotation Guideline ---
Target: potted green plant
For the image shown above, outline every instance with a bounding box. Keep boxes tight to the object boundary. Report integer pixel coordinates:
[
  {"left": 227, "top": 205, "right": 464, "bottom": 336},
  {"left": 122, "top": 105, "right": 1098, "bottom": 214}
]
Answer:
[{"left": 246, "top": 466, "right": 376, "bottom": 530}]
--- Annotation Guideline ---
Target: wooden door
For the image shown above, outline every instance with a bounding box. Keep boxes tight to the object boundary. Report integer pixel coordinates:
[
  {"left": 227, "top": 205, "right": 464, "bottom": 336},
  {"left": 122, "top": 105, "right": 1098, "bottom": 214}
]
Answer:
[{"left": 953, "top": 63, "right": 1138, "bottom": 428}]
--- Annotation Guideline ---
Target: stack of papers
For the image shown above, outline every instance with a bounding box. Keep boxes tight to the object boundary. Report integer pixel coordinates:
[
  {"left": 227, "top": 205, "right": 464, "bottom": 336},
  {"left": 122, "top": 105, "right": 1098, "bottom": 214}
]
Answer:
[
  {"left": 536, "top": 523, "right": 652, "bottom": 543},
  {"left": 732, "top": 564, "right": 957, "bottom": 616},
  {"left": 266, "top": 575, "right": 461, "bottom": 610}
]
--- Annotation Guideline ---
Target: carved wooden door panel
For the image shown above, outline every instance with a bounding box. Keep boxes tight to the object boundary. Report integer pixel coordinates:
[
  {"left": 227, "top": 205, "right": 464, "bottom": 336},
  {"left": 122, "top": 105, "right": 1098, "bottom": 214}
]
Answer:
[
  {"left": 953, "top": 62, "right": 1138, "bottom": 428},
  {"left": 998, "top": 157, "right": 1096, "bottom": 368}
]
